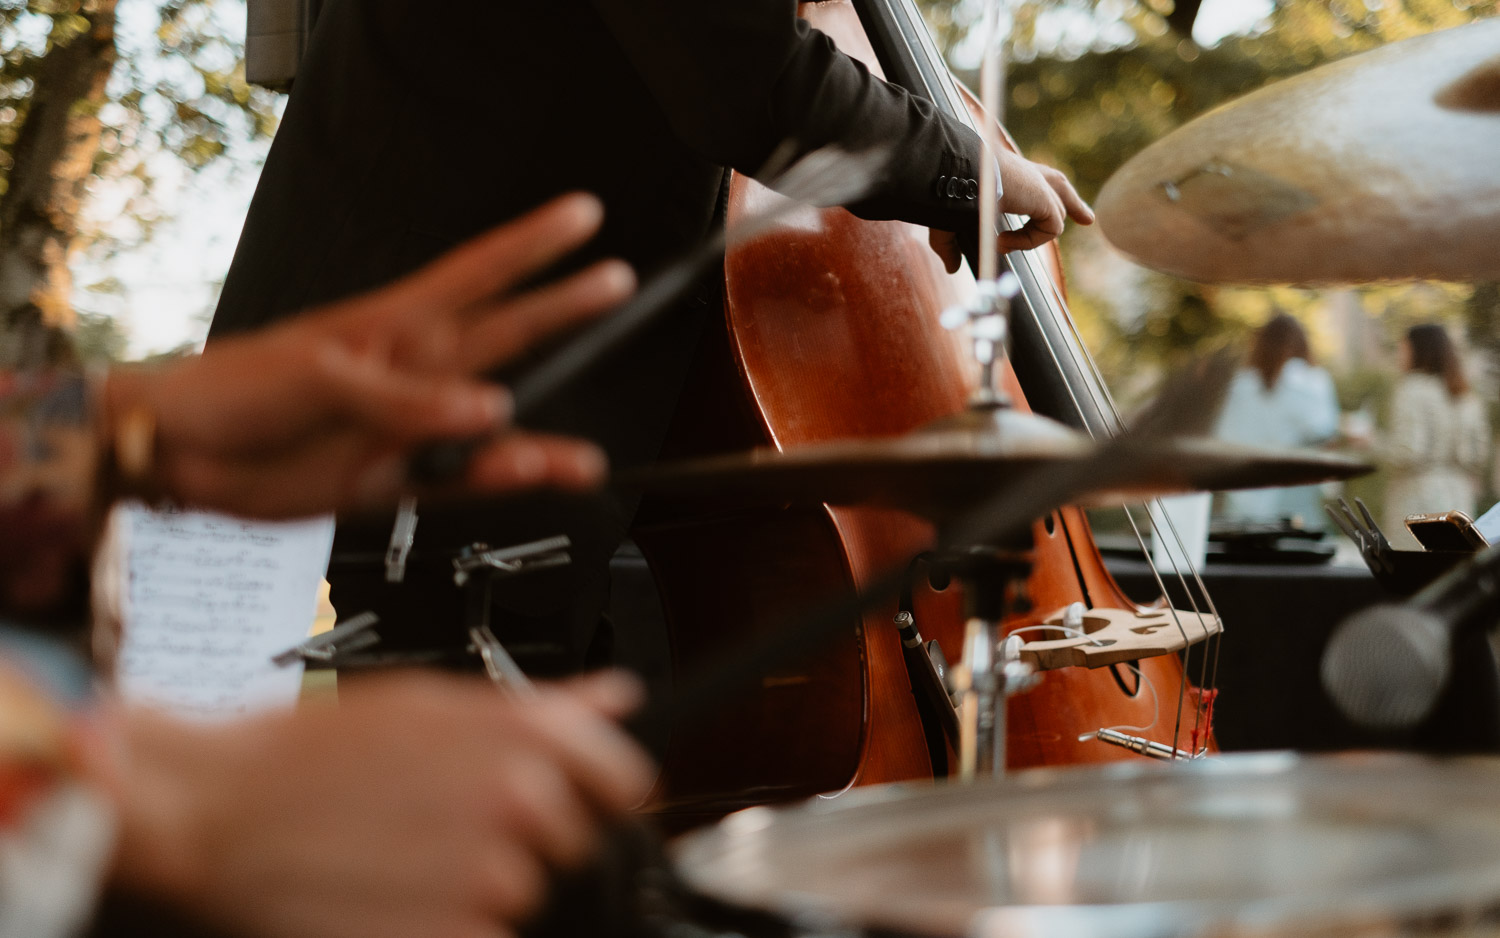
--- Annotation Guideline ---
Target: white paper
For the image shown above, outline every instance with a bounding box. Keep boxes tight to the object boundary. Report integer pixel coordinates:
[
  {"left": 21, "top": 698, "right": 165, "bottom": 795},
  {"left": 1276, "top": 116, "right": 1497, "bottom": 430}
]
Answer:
[
  {"left": 1475, "top": 502, "right": 1500, "bottom": 546},
  {"left": 1149, "top": 493, "right": 1212, "bottom": 574},
  {"left": 115, "top": 505, "right": 334, "bottom": 721}
]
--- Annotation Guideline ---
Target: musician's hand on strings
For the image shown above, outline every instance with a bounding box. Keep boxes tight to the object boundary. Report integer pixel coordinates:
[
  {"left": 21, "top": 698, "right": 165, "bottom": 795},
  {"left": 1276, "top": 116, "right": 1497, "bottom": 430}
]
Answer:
[
  {"left": 110, "top": 670, "right": 654, "bottom": 938},
  {"left": 100, "top": 194, "right": 634, "bottom": 518},
  {"left": 928, "top": 153, "right": 1094, "bottom": 273}
]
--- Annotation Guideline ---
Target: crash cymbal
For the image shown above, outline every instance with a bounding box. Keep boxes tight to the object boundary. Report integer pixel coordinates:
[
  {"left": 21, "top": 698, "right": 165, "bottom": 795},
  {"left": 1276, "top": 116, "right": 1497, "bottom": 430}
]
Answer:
[
  {"left": 619, "top": 415, "right": 1372, "bottom": 520},
  {"left": 1095, "top": 19, "right": 1500, "bottom": 284}
]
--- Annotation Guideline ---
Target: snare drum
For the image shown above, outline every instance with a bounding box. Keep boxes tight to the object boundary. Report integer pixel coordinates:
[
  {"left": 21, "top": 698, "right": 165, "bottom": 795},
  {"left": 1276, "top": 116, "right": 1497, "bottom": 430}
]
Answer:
[{"left": 671, "top": 754, "right": 1500, "bottom": 937}]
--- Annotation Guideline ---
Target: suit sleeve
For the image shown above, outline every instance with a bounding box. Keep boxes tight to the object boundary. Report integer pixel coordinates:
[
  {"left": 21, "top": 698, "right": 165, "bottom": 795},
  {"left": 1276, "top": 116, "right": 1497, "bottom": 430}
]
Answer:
[{"left": 588, "top": 0, "right": 984, "bottom": 232}]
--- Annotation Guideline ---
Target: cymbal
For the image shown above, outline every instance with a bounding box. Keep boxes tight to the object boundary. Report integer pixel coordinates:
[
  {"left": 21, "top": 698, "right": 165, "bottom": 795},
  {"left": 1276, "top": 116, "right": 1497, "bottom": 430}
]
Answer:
[
  {"left": 1095, "top": 19, "right": 1500, "bottom": 284},
  {"left": 620, "top": 411, "right": 1372, "bottom": 520}
]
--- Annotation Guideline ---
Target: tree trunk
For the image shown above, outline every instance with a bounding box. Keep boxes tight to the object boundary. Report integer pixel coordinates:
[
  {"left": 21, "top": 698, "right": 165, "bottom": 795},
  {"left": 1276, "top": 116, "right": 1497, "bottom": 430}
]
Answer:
[{"left": 0, "top": 0, "right": 119, "bottom": 331}]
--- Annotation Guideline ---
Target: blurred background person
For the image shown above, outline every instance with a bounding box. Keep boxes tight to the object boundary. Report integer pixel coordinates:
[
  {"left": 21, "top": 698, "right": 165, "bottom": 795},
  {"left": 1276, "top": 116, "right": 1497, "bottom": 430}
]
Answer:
[
  {"left": 1381, "top": 323, "right": 1491, "bottom": 548},
  {"left": 1213, "top": 313, "right": 1341, "bottom": 530}
]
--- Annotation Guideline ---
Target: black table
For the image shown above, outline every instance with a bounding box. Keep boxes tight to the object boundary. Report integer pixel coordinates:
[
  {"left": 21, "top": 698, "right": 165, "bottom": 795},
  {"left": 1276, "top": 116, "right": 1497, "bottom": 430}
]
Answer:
[{"left": 1105, "top": 557, "right": 1500, "bottom": 753}]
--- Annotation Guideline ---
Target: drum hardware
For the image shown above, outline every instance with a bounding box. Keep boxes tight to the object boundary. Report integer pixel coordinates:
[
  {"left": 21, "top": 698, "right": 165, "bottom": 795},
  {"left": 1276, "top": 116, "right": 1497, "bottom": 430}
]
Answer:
[
  {"left": 944, "top": 549, "right": 1054, "bottom": 780},
  {"left": 469, "top": 623, "right": 536, "bottom": 697},
  {"left": 454, "top": 535, "right": 573, "bottom": 688},
  {"left": 1095, "top": 19, "right": 1500, "bottom": 284},
  {"left": 953, "top": 620, "right": 1037, "bottom": 779},
  {"left": 271, "top": 610, "right": 380, "bottom": 668},
  {"left": 903, "top": 545, "right": 1045, "bottom": 780},
  {"left": 670, "top": 753, "right": 1500, "bottom": 938},
  {"left": 451, "top": 534, "right": 572, "bottom": 587},
  {"left": 938, "top": 272, "right": 1021, "bottom": 414},
  {"left": 384, "top": 495, "right": 419, "bottom": 582},
  {"left": 292, "top": 537, "right": 573, "bottom": 672}
]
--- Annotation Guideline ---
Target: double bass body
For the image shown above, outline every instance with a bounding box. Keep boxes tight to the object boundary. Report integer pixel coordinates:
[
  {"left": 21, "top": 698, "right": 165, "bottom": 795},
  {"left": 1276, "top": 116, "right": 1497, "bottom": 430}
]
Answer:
[{"left": 631, "top": 0, "right": 1209, "bottom": 823}]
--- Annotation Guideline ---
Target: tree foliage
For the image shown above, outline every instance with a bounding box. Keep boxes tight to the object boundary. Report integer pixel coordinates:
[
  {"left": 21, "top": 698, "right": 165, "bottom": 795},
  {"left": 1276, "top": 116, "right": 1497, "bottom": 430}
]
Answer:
[
  {"left": 917, "top": 0, "right": 1498, "bottom": 380},
  {"left": 1, "top": 0, "right": 277, "bottom": 194},
  {"left": 0, "top": 0, "right": 276, "bottom": 332}
]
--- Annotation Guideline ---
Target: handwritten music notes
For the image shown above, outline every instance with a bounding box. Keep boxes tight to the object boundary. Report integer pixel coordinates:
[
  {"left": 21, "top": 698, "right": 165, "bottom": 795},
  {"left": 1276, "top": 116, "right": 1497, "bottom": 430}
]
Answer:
[{"left": 115, "top": 506, "right": 335, "bottom": 721}]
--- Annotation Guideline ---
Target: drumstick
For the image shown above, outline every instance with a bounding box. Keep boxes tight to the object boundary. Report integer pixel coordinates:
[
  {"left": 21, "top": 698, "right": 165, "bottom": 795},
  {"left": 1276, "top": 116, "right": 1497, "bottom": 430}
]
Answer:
[{"left": 407, "top": 144, "right": 892, "bottom": 486}]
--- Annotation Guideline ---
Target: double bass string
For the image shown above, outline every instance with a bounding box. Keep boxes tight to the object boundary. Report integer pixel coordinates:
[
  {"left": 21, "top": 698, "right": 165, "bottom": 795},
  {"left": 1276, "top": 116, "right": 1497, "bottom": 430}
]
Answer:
[
  {"left": 876, "top": 0, "right": 1224, "bottom": 756},
  {"left": 1014, "top": 239, "right": 1227, "bottom": 754},
  {"left": 912, "top": 0, "right": 1224, "bottom": 755},
  {"left": 963, "top": 0, "right": 1205, "bottom": 755},
  {"left": 1025, "top": 242, "right": 1228, "bottom": 744},
  {"left": 1011, "top": 232, "right": 1223, "bottom": 753}
]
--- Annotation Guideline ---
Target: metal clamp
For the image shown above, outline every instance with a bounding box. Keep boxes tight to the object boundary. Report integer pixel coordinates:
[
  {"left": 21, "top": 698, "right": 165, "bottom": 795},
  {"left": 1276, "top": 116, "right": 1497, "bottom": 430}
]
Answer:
[
  {"left": 468, "top": 624, "right": 536, "bottom": 697},
  {"left": 1328, "top": 496, "right": 1395, "bottom": 577},
  {"left": 384, "top": 497, "right": 420, "bottom": 583},
  {"left": 272, "top": 611, "right": 380, "bottom": 668},
  {"left": 451, "top": 534, "right": 572, "bottom": 587}
]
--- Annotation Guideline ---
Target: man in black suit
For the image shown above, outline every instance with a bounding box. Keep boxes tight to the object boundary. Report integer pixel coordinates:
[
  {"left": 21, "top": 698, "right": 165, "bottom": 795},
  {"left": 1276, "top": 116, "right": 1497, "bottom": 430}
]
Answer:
[{"left": 210, "top": 0, "right": 1090, "bottom": 672}]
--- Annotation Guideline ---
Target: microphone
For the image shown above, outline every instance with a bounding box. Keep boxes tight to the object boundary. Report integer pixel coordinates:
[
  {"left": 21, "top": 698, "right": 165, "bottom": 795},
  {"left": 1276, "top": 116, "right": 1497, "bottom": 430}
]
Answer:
[{"left": 1322, "top": 544, "right": 1500, "bottom": 729}]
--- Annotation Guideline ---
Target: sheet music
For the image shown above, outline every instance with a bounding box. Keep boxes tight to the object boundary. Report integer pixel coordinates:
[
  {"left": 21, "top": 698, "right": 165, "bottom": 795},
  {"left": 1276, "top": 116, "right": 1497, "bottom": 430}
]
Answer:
[{"left": 115, "top": 505, "right": 334, "bottom": 721}]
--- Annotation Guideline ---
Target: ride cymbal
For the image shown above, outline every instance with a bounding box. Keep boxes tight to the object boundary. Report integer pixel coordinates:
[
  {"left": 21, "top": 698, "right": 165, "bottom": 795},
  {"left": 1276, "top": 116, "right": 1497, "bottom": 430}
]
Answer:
[{"left": 1095, "top": 19, "right": 1500, "bottom": 285}]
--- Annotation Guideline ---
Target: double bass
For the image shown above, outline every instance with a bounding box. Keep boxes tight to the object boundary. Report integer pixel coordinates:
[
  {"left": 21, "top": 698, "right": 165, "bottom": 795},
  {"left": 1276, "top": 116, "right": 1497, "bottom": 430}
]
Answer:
[{"left": 631, "top": 0, "right": 1219, "bottom": 824}]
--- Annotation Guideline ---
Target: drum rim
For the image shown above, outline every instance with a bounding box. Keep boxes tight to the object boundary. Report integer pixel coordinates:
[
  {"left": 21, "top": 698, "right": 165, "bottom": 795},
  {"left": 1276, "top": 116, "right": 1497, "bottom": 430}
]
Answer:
[{"left": 672, "top": 752, "right": 1500, "bottom": 938}]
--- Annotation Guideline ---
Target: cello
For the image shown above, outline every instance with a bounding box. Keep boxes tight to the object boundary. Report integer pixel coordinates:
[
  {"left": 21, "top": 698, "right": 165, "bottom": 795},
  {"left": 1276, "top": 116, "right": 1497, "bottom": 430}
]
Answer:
[{"left": 630, "top": 0, "right": 1219, "bottom": 824}]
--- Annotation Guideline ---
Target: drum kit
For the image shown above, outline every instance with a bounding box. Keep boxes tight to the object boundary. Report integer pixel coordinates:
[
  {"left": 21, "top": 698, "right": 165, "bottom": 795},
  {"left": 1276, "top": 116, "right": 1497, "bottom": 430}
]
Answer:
[{"left": 627, "top": 17, "right": 1500, "bottom": 938}]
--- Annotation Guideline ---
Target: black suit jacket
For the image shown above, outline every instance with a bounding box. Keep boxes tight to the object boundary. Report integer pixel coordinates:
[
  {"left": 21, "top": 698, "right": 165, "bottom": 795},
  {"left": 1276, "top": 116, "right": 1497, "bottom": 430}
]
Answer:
[
  {"left": 209, "top": 0, "right": 984, "bottom": 654},
  {"left": 213, "top": 0, "right": 981, "bottom": 334}
]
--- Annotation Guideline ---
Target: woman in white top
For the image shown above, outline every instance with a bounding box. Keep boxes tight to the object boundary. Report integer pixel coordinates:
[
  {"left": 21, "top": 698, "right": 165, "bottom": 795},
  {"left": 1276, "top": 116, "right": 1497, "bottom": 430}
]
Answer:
[
  {"left": 1382, "top": 323, "right": 1491, "bottom": 547},
  {"left": 1215, "top": 314, "right": 1342, "bottom": 529}
]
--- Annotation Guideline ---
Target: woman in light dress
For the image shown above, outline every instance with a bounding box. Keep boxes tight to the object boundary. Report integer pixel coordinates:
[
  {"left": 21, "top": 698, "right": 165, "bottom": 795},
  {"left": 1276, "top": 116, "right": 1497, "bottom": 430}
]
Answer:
[
  {"left": 1381, "top": 323, "right": 1490, "bottom": 547},
  {"left": 1215, "top": 314, "right": 1341, "bottom": 530}
]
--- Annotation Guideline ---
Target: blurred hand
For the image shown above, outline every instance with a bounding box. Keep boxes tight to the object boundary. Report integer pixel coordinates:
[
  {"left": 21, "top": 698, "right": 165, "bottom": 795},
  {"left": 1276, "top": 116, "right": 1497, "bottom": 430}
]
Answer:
[
  {"left": 928, "top": 150, "right": 1094, "bottom": 273},
  {"left": 102, "top": 193, "right": 635, "bottom": 518},
  {"left": 111, "top": 671, "right": 654, "bottom": 938}
]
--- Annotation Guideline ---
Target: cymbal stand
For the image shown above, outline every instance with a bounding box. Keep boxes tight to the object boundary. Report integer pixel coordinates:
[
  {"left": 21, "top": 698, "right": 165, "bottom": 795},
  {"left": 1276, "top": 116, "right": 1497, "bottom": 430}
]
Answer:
[
  {"left": 937, "top": 545, "right": 1040, "bottom": 779},
  {"left": 941, "top": 272, "right": 1020, "bottom": 414}
]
